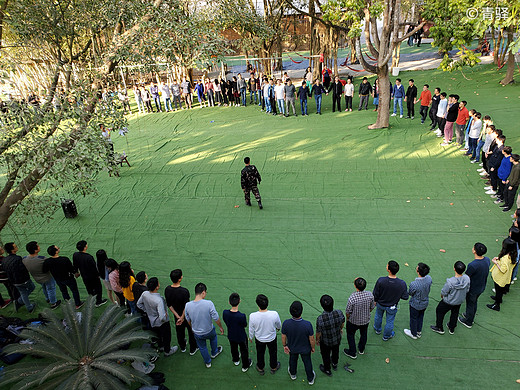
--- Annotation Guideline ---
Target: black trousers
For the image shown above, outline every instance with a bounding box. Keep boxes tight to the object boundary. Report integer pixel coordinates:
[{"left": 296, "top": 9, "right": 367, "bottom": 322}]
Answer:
[
  {"left": 289, "top": 352, "right": 314, "bottom": 382},
  {"left": 1, "top": 280, "right": 19, "bottom": 301},
  {"left": 56, "top": 278, "right": 81, "bottom": 306},
  {"left": 332, "top": 95, "right": 341, "bottom": 112},
  {"left": 420, "top": 105, "right": 429, "bottom": 122},
  {"left": 269, "top": 97, "right": 277, "bottom": 114},
  {"left": 406, "top": 99, "right": 415, "bottom": 117},
  {"left": 153, "top": 321, "right": 172, "bottom": 353},
  {"left": 83, "top": 277, "right": 103, "bottom": 305},
  {"left": 255, "top": 337, "right": 277, "bottom": 370},
  {"left": 346, "top": 321, "right": 368, "bottom": 356},
  {"left": 319, "top": 342, "right": 339, "bottom": 372},
  {"left": 504, "top": 185, "right": 519, "bottom": 209},
  {"left": 176, "top": 320, "right": 197, "bottom": 353},
  {"left": 498, "top": 180, "right": 507, "bottom": 200},
  {"left": 429, "top": 108, "right": 437, "bottom": 125},
  {"left": 345, "top": 96, "right": 352, "bottom": 109},
  {"left": 490, "top": 169, "right": 499, "bottom": 191},
  {"left": 435, "top": 300, "right": 460, "bottom": 331},
  {"left": 230, "top": 340, "right": 250, "bottom": 368},
  {"left": 437, "top": 117, "right": 446, "bottom": 135}
]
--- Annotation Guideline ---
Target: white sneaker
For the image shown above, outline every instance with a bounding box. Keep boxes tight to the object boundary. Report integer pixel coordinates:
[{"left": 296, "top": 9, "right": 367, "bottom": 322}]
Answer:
[
  {"left": 484, "top": 186, "right": 493, "bottom": 190},
  {"left": 492, "top": 288, "right": 496, "bottom": 293},
  {"left": 478, "top": 168, "right": 485, "bottom": 172},
  {"left": 471, "top": 160, "right": 477, "bottom": 164},
  {"left": 164, "top": 346, "right": 179, "bottom": 357},
  {"left": 400, "top": 115, "right": 403, "bottom": 118},
  {"left": 441, "top": 142, "right": 449, "bottom": 146},
  {"left": 391, "top": 113, "right": 397, "bottom": 117},
  {"left": 206, "top": 363, "right": 212, "bottom": 368},
  {"left": 288, "top": 366, "right": 297, "bottom": 380},
  {"left": 480, "top": 171, "right": 488, "bottom": 176},
  {"left": 404, "top": 329, "right": 417, "bottom": 340},
  {"left": 479, "top": 163, "right": 483, "bottom": 166},
  {"left": 308, "top": 371, "right": 316, "bottom": 385},
  {"left": 514, "top": 277, "right": 518, "bottom": 281},
  {"left": 485, "top": 190, "right": 496, "bottom": 195}
]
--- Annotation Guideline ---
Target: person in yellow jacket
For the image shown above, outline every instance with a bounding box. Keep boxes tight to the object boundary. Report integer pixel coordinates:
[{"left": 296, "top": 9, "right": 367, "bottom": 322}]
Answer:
[{"left": 487, "top": 237, "right": 517, "bottom": 311}]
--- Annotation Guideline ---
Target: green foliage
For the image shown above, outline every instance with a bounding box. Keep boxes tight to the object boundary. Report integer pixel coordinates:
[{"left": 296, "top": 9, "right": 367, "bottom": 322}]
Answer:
[
  {"left": 2, "top": 297, "right": 153, "bottom": 390},
  {"left": 423, "top": 0, "right": 477, "bottom": 55},
  {"left": 439, "top": 48, "right": 481, "bottom": 71},
  {"left": 114, "top": 0, "right": 232, "bottom": 72},
  {"left": 321, "top": 0, "right": 371, "bottom": 37},
  {"left": 0, "top": 80, "right": 126, "bottom": 229}
]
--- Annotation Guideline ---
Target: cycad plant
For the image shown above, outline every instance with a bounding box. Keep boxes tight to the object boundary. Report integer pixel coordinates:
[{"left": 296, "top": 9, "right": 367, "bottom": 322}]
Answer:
[{"left": 3, "top": 297, "right": 154, "bottom": 389}]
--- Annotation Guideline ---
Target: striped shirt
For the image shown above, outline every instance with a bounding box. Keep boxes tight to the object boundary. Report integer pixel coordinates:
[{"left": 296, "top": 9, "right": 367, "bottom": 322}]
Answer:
[
  {"left": 346, "top": 291, "right": 375, "bottom": 326},
  {"left": 316, "top": 309, "right": 345, "bottom": 346}
]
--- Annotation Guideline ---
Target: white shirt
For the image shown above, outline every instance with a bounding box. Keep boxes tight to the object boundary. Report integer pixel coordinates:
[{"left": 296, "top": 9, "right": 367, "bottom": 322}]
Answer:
[
  {"left": 344, "top": 83, "right": 354, "bottom": 97},
  {"left": 274, "top": 85, "right": 285, "bottom": 100},
  {"left": 263, "top": 84, "right": 270, "bottom": 97},
  {"left": 436, "top": 99, "right": 448, "bottom": 118},
  {"left": 160, "top": 84, "right": 171, "bottom": 98},
  {"left": 468, "top": 118, "right": 482, "bottom": 138},
  {"left": 249, "top": 310, "right": 281, "bottom": 342}
]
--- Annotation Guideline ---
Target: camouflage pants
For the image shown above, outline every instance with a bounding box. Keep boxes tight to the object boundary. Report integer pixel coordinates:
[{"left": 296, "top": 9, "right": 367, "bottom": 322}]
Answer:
[{"left": 244, "top": 186, "right": 261, "bottom": 203}]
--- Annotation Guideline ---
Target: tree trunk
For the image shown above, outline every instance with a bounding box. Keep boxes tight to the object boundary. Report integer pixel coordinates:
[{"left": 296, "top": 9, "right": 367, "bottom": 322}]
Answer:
[
  {"left": 368, "top": 68, "right": 390, "bottom": 129},
  {"left": 500, "top": 30, "right": 515, "bottom": 85}
]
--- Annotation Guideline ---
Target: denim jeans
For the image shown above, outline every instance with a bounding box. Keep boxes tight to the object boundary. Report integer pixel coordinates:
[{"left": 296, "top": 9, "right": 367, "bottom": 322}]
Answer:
[
  {"left": 164, "top": 97, "right": 172, "bottom": 111},
  {"left": 136, "top": 98, "right": 144, "bottom": 114},
  {"left": 409, "top": 305, "right": 426, "bottom": 336},
  {"left": 14, "top": 279, "right": 35, "bottom": 311},
  {"left": 468, "top": 137, "right": 478, "bottom": 157},
  {"left": 511, "top": 261, "right": 519, "bottom": 281},
  {"left": 258, "top": 90, "right": 263, "bottom": 106},
  {"left": 128, "top": 299, "right": 137, "bottom": 315},
  {"left": 194, "top": 326, "right": 218, "bottom": 364},
  {"left": 250, "top": 90, "right": 257, "bottom": 104},
  {"left": 277, "top": 98, "right": 285, "bottom": 114},
  {"left": 153, "top": 97, "right": 162, "bottom": 112},
  {"left": 473, "top": 139, "right": 485, "bottom": 161},
  {"left": 315, "top": 94, "right": 322, "bottom": 113},
  {"left": 300, "top": 99, "right": 308, "bottom": 115},
  {"left": 463, "top": 291, "right": 480, "bottom": 325},
  {"left": 40, "top": 278, "right": 57, "bottom": 304},
  {"left": 240, "top": 88, "right": 247, "bottom": 106},
  {"left": 373, "top": 302, "right": 398, "bottom": 338},
  {"left": 393, "top": 97, "right": 403, "bottom": 115},
  {"left": 264, "top": 97, "right": 271, "bottom": 113}
]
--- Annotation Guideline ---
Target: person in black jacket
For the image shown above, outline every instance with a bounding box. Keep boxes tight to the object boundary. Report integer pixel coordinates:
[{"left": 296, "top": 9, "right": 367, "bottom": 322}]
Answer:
[
  {"left": 297, "top": 81, "right": 311, "bottom": 116},
  {"left": 3, "top": 242, "right": 35, "bottom": 312},
  {"left": 429, "top": 87, "right": 441, "bottom": 130},
  {"left": 358, "top": 77, "right": 373, "bottom": 110},
  {"left": 241, "top": 157, "right": 262, "bottom": 209},
  {"left": 43, "top": 245, "right": 84, "bottom": 309},
  {"left": 0, "top": 246, "right": 19, "bottom": 309},
  {"left": 311, "top": 79, "right": 327, "bottom": 114},
  {"left": 73, "top": 240, "right": 107, "bottom": 307},
  {"left": 329, "top": 76, "right": 343, "bottom": 113},
  {"left": 405, "top": 79, "right": 417, "bottom": 119}
]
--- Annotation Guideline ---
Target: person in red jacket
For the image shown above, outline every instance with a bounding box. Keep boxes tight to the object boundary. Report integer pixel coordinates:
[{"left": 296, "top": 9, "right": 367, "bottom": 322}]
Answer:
[
  {"left": 455, "top": 100, "right": 469, "bottom": 146},
  {"left": 417, "top": 84, "right": 432, "bottom": 124}
]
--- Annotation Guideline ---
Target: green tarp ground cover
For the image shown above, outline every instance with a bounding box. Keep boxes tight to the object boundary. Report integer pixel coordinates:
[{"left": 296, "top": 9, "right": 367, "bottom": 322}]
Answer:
[{"left": 4, "top": 64, "right": 520, "bottom": 389}]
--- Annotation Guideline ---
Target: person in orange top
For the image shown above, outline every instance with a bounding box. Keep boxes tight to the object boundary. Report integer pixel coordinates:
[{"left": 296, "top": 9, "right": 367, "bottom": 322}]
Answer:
[
  {"left": 455, "top": 100, "right": 469, "bottom": 146},
  {"left": 417, "top": 84, "right": 432, "bottom": 124}
]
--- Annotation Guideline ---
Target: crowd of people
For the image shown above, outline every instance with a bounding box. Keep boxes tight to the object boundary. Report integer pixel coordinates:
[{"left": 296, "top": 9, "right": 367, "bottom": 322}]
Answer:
[{"left": 1, "top": 223, "right": 519, "bottom": 385}]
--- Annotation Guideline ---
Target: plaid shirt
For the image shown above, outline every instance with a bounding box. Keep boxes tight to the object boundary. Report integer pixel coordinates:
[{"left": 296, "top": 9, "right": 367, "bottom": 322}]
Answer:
[
  {"left": 316, "top": 309, "right": 345, "bottom": 346},
  {"left": 346, "top": 291, "right": 375, "bottom": 326}
]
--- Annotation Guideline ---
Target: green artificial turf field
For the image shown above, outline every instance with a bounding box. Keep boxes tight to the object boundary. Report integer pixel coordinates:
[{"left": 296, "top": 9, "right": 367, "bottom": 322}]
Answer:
[{"left": 2, "top": 63, "right": 520, "bottom": 389}]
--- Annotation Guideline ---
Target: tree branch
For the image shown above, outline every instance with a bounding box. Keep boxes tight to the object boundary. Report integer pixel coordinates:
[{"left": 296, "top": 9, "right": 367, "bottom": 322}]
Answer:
[
  {"left": 355, "top": 38, "right": 378, "bottom": 74},
  {"left": 283, "top": 0, "right": 351, "bottom": 33}
]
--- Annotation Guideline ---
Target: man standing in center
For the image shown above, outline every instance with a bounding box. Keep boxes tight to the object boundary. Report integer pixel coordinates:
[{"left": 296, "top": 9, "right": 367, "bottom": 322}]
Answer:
[
  {"left": 249, "top": 294, "right": 281, "bottom": 375},
  {"left": 358, "top": 77, "right": 372, "bottom": 111},
  {"left": 458, "top": 243, "right": 490, "bottom": 328},
  {"left": 184, "top": 283, "right": 224, "bottom": 368},
  {"left": 315, "top": 294, "right": 344, "bottom": 376},
  {"left": 241, "top": 157, "right": 263, "bottom": 209},
  {"left": 373, "top": 261, "right": 409, "bottom": 341},
  {"left": 284, "top": 79, "right": 297, "bottom": 117},
  {"left": 282, "top": 301, "right": 316, "bottom": 385}
]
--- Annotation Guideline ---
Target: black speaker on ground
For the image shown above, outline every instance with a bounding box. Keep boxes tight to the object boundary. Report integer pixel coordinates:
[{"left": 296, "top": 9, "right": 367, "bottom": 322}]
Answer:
[{"left": 61, "top": 199, "right": 78, "bottom": 218}]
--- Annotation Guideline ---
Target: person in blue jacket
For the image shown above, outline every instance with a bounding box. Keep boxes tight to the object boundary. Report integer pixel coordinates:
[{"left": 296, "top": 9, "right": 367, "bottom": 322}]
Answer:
[{"left": 391, "top": 78, "right": 405, "bottom": 118}]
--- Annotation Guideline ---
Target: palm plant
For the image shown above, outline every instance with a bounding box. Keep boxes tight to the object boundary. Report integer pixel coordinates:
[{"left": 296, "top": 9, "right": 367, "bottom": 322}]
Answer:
[{"left": 3, "top": 297, "right": 154, "bottom": 389}]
